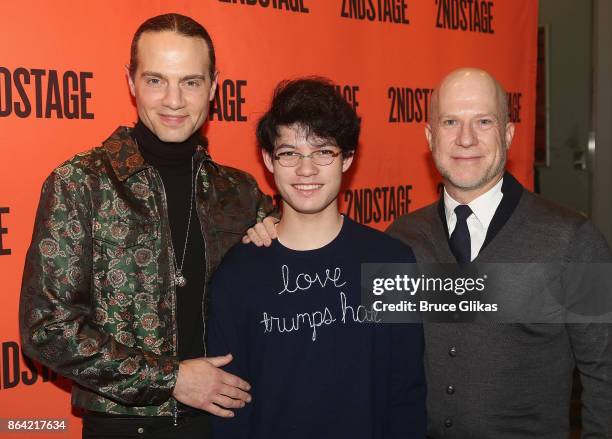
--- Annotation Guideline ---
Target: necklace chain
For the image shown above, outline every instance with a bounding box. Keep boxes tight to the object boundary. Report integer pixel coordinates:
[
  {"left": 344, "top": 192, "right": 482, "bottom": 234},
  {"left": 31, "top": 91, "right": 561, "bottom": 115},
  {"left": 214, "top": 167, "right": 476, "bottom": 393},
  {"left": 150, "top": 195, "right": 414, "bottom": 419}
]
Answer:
[{"left": 173, "top": 156, "right": 195, "bottom": 288}]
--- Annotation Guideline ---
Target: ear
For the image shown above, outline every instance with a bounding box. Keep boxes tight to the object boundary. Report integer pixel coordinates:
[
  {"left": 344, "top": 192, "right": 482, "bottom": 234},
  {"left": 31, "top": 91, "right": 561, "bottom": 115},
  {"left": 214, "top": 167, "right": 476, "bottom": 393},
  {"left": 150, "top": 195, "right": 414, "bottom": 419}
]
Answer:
[
  {"left": 262, "top": 149, "right": 275, "bottom": 173},
  {"left": 209, "top": 71, "right": 219, "bottom": 102},
  {"left": 504, "top": 122, "right": 515, "bottom": 149},
  {"left": 126, "top": 65, "right": 136, "bottom": 98},
  {"left": 425, "top": 124, "right": 434, "bottom": 151},
  {"left": 341, "top": 154, "right": 354, "bottom": 173}
]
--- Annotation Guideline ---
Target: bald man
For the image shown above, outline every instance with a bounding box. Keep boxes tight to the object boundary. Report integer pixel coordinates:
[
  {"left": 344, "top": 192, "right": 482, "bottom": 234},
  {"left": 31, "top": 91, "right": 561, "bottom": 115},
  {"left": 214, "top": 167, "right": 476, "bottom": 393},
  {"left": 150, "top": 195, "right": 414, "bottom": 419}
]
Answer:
[{"left": 388, "top": 68, "right": 612, "bottom": 438}]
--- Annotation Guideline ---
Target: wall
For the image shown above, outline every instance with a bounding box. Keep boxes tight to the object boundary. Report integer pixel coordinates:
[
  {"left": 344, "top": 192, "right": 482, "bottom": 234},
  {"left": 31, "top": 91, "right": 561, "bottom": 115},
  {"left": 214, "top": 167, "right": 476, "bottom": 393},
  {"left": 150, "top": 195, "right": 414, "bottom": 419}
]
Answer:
[{"left": 537, "top": 0, "right": 592, "bottom": 214}]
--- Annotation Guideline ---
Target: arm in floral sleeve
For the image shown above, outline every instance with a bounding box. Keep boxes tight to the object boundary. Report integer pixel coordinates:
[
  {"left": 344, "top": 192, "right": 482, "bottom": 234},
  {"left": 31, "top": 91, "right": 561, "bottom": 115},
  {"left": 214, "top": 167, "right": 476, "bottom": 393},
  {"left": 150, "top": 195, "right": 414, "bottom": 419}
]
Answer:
[{"left": 19, "top": 167, "right": 178, "bottom": 406}]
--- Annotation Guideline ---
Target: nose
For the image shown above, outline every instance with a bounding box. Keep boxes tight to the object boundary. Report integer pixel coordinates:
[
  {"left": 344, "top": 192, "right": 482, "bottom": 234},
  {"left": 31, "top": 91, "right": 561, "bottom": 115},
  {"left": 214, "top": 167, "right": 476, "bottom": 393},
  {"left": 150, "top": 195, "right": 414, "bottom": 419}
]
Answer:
[
  {"left": 162, "top": 83, "right": 185, "bottom": 110},
  {"left": 295, "top": 156, "right": 319, "bottom": 177},
  {"left": 457, "top": 121, "right": 477, "bottom": 147}
]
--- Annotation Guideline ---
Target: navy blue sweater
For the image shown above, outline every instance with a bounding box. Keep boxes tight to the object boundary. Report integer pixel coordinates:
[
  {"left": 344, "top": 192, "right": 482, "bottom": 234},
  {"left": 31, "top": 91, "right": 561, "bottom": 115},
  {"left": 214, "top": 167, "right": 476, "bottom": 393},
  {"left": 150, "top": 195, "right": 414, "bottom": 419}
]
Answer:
[{"left": 208, "top": 217, "right": 426, "bottom": 438}]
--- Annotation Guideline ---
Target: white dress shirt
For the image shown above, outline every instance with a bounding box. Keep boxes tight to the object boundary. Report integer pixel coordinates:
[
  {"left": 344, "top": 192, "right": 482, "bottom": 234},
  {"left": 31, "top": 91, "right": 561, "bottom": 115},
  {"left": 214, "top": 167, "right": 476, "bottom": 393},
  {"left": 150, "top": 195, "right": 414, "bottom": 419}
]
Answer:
[{"left": 444, "top": 177, "right": 504, "bottom": 261}]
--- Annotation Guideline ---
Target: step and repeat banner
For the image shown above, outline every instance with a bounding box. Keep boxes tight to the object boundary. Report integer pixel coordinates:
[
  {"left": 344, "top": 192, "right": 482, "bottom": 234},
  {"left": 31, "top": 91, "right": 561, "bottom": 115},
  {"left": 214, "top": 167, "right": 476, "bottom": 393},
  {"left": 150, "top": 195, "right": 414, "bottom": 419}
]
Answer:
[{"left": 1, "top": 0, "right": 537, "bottom": 436}]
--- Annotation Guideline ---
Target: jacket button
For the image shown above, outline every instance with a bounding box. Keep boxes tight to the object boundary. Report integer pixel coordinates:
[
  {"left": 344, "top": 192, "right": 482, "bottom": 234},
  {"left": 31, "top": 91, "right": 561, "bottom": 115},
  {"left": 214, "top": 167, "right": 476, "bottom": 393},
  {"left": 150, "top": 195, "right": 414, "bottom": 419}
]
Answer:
[
  {"left": 444, "top": 418, "right": 453, "bottom": 428},
  {"left": 446, "top": 385, "right": 455, "bottom": 395},
  {"left": 448, "top": 346, "right": 457, "bottom": 357},
  {"left": 137, "top": 427, "right": 144, "bottom": 434}
]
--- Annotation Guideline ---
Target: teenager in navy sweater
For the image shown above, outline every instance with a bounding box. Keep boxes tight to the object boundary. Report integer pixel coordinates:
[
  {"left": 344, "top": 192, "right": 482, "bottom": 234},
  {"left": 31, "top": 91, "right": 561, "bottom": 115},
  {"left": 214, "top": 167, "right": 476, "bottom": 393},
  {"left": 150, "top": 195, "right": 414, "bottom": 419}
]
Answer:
[{"left": 207, "top": 78, "right": 426, "bottom": 438}]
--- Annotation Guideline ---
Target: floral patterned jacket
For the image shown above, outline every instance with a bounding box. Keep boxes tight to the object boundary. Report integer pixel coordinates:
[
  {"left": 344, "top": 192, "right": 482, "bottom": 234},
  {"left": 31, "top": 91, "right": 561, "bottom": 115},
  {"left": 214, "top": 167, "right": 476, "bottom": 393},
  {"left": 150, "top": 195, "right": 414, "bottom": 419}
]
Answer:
[{"left": 19, "top": 126, "right": 274, "bottom": 416}]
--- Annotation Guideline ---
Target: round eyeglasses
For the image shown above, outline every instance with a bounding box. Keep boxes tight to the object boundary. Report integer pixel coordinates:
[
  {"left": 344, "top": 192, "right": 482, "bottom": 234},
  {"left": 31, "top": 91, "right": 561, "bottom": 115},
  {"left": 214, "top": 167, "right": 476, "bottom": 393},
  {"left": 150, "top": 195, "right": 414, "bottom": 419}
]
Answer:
[{"left": 273, "top": 150, "right": 342, "bottom": 167}]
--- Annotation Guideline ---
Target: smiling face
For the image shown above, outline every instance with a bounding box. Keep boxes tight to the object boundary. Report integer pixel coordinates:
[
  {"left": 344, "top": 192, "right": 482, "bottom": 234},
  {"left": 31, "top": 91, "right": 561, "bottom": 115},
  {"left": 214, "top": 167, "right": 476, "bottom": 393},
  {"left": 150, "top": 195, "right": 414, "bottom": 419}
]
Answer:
[
  {"left": 427, "top": 69, "right": 514, "bottom": 203},
  {"left": 127, "top": 31, "right": 218, "bottom": 142},
  {"left": 262, "top": 124, "right": 353, "bottom": 218}
]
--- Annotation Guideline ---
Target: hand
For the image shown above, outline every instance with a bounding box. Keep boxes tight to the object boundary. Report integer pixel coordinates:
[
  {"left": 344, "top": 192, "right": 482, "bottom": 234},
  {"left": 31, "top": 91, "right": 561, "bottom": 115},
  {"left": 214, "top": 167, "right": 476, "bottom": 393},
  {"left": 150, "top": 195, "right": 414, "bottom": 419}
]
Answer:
[
  {"left": 172, "top": 354, "right": 251, "bottom": 417},
  {"left": 242, "top": 216, "right": 279, "bottom": 247}
]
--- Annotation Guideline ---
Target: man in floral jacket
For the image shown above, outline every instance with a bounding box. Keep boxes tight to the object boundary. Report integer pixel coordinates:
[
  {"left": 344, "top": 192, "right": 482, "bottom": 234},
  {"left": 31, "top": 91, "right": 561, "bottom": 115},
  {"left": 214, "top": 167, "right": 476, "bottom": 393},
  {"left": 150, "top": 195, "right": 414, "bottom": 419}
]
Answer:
[{"left": 19, "top": 13, "right": 275, "bottom": 439}]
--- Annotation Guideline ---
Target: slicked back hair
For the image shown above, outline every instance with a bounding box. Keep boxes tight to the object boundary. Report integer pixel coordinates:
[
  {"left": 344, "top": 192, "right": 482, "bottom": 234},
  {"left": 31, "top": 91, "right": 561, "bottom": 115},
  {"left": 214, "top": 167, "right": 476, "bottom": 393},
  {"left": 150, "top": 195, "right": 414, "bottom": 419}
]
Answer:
[{"left": 129, "top": 13, "right": 216, "bottom": 80}]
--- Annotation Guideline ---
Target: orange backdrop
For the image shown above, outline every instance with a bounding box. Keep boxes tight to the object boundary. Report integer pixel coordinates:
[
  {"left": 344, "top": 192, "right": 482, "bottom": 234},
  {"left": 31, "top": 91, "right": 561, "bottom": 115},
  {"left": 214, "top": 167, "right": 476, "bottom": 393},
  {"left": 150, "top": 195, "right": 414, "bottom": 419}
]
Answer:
[{"left": 0, "top": 0, "right": 537, "bottom": 436}]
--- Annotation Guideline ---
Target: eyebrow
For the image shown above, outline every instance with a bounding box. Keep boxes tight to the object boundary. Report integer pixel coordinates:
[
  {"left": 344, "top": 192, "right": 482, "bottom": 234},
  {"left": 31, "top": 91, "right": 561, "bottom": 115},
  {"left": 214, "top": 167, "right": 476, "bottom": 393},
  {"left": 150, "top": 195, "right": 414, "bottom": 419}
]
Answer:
[
  {"left": 275, "top": 143, "right": 335, "bottom": 149},
  {"left": 140, "top": 71, "right": 207, "bottom": 81},
  {"left": 439, "top": 112, "right": 499, "bottom": 119},
  {"left": 182, "top": 74, "right": 207, "bottom": 81}
]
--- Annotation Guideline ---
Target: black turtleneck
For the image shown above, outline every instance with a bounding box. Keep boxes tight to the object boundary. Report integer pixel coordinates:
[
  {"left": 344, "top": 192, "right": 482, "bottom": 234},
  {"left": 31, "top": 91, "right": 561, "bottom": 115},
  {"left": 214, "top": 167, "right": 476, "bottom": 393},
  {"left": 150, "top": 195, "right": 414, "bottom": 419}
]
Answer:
[{"left": 132, "top": 121, "right": 206, "bottom": 362}]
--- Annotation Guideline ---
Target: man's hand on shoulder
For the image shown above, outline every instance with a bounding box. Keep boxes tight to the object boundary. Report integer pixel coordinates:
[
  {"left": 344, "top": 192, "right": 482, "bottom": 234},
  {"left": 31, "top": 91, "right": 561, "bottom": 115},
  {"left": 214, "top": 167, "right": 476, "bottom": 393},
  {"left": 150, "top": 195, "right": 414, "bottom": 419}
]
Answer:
[
  {"left": 172, "top": 354, "right": 251, "bottom": 417},
  {"left": 242, "top": 216, "right": 279, "bottom": 247}
]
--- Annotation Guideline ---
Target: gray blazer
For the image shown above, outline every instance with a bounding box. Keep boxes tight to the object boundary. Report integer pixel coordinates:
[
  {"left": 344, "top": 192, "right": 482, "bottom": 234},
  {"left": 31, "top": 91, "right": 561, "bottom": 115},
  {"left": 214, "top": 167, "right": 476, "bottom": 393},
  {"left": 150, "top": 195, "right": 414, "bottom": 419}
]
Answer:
[{"left": 387, "top": 173, "right": 612, "bottom": 438}]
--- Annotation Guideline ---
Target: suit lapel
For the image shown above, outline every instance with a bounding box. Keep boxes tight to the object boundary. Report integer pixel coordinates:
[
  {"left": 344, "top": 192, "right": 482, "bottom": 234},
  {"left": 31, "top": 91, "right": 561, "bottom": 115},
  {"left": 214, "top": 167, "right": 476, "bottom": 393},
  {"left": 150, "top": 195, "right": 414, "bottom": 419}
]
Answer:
[
  {"left": 481, "top": 172, "right": 523, "bottom": 251},
  {"left": 437, "top": 198, "right": 450, "bottom": 238}
]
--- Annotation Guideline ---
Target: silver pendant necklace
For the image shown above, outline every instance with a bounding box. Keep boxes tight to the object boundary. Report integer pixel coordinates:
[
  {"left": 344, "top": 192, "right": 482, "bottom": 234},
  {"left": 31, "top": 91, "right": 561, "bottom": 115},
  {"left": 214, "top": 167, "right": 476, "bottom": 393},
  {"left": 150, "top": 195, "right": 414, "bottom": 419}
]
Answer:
[{"left": 173, "top": 156, "right": 195, "bottom": 288}]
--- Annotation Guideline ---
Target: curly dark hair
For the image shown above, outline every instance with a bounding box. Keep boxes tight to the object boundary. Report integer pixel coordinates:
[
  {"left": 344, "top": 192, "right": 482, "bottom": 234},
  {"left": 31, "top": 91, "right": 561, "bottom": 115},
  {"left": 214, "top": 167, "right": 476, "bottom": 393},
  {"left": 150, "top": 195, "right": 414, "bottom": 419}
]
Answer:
[
  {"left": 129, "top": 13, "right": 216, "bottom": 81},
  {"left": 256, "top": 77, "right": 361, "bottom": 155}
]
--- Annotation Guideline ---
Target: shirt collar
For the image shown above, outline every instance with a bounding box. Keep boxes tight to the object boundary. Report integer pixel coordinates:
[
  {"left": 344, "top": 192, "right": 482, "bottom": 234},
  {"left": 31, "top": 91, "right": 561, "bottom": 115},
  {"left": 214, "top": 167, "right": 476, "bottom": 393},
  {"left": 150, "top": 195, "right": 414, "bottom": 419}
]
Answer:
[{"left": 443, "top": 177, "right": 504, "bottom": 230}]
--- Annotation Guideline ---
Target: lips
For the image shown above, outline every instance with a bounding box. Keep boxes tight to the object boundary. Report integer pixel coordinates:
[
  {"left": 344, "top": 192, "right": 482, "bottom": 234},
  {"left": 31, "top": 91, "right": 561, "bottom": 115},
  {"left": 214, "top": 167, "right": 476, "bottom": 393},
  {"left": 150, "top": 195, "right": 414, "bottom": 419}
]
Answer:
[
  {"left": 292, "top": 183, "right": 323, "bottom": 196},
  {"left": 293, "top": 184, "right": 322, "bottom": 190},
  {"left": 452, "top": 156, "right": 482, "bottom": 161},
  {"left": 158, "top": 114, "right": 188, "bottom": 126}
]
